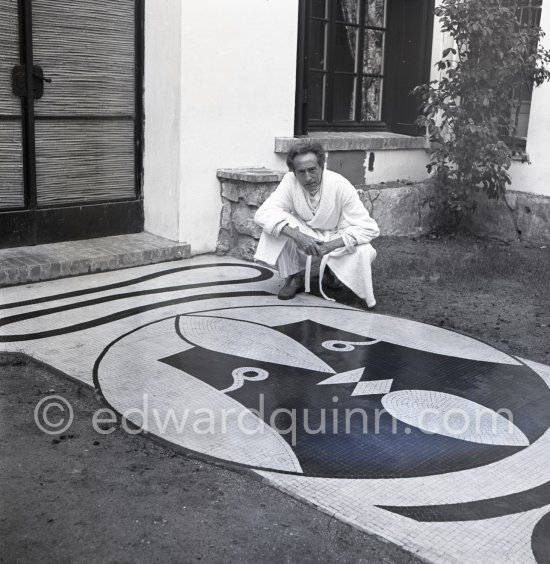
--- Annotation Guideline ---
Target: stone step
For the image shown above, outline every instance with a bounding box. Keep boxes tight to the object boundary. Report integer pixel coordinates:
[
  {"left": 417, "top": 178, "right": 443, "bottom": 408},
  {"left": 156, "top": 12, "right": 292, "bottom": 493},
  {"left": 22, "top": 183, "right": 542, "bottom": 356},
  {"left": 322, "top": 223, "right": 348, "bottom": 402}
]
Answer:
[{"left": 0, "top": 233, "right": 191, "bottom": 287}]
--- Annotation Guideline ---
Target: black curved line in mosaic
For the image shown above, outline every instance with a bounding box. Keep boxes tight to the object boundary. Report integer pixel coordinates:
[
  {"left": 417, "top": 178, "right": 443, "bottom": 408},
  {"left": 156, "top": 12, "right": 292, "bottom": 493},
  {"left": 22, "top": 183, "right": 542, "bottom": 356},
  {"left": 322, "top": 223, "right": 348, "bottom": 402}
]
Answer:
[
  {"left": 94, "top": 305, "right": 550, "bottom": 480},
  {"left": 0, "top": 269, "right": 274, "bottom": 329},
  {"left": 0, "top": 291, "right": 272, "bottom": 342},
  {"left": 4, "top": 252, "right": 549, "bottom": 561},
  {"left": 177, "top": 303, "right": 527, "bottom": 369},
  {"left": 377, "top": 479, "right": 550, "bottom": 521},
  {"left": 91, "top": 316, "right": 305, "bottom": 478},
  {"left": 531, "top": 510, "right": 550, "bottom": 564},
  {"left": 0, "top": 263, "right": 274, "bottom": 311}
]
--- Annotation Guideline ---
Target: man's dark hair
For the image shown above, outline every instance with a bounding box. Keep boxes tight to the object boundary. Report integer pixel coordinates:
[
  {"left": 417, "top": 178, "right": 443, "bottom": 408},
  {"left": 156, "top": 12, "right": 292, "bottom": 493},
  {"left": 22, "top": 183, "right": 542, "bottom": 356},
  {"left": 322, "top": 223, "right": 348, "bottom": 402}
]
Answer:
[{"left": 286, "top": 141, "right": 325, "bottom": 172}]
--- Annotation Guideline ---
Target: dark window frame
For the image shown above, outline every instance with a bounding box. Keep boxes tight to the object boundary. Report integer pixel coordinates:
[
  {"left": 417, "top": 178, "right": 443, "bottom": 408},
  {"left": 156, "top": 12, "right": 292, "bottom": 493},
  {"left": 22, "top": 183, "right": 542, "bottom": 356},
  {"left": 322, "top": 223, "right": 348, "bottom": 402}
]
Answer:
[
  {"left": 295, "top": 0, "right": 437, "bottom": 137},
  {"left": 296, "top": 0, "right": 388, "bottom": 133}
]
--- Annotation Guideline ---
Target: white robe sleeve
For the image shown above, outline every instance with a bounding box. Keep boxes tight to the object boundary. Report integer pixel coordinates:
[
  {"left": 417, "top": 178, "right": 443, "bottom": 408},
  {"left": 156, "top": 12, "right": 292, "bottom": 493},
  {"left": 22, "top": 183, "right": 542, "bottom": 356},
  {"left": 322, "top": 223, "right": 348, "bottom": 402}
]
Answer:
[
  {"left": 254, "top": 173, "right": 298, "bottom": 237},
  {"left": 336, "top": 182, "right": 380, "bottom": 250}
]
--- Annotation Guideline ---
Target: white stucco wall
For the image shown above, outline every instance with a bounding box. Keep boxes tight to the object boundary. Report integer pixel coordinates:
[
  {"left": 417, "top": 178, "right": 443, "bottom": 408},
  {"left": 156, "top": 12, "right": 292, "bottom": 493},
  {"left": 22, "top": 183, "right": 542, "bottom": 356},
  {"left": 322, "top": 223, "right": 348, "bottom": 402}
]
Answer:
[
  {"left": 510, "top": 0, "right": 550, "bottom": 197},
  {"left": 143, "top": 0, "right": 183, "bottom": 241},
  {"left": 364, "top": 150, "right": 430, "bottom": 184},
  {"left": 143, "top": 0, "right": 298, "bottom": 253},
  {"left": 143, "top": 0, "right": 550, "bottom": 252},
  {"left": 178, "top": 0, "right": 298, "bottom": 254}
]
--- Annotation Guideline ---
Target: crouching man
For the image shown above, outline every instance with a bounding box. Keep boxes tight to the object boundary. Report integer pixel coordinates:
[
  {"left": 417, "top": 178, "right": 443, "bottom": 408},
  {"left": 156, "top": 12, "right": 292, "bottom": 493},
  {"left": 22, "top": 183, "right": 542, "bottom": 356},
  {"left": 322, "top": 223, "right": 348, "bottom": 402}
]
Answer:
[{"left": 254, "top": 141, "right": 380, "bottom": 308}]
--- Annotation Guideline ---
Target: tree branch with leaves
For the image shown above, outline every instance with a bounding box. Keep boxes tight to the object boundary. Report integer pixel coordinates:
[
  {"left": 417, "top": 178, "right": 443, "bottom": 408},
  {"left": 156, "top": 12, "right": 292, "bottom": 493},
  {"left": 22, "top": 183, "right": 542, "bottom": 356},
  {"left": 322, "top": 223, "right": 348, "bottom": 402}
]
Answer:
[{"left": 414, "top": 0, "right": 550, "bottom": 232}]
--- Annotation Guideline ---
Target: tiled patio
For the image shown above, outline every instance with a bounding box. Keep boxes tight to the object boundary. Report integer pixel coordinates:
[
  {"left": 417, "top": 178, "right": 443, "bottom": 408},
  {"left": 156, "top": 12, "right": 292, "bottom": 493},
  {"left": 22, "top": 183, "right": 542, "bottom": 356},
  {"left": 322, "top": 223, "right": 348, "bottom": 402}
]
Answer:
[{"left": 1, "top": 255, "right": 549, "bottom": 563}]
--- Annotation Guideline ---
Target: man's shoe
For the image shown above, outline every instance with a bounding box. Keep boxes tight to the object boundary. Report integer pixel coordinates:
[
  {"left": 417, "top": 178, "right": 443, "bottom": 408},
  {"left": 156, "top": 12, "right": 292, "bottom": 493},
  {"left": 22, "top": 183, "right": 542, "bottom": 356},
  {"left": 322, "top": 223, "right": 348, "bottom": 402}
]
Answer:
[
  {"left": 323, "top": 268, "right": 343, "bottom": 290},
  {"left": 278, "top": 272, "right": 305, "bottom": 300}
]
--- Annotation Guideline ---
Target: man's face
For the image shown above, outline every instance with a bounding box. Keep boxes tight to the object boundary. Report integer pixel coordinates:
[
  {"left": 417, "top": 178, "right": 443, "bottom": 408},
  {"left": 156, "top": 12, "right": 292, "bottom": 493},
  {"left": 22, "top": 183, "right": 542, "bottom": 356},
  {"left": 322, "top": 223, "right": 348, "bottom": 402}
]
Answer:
[{"left": 293, "top": 152, "right": 323, "bottom": 193}]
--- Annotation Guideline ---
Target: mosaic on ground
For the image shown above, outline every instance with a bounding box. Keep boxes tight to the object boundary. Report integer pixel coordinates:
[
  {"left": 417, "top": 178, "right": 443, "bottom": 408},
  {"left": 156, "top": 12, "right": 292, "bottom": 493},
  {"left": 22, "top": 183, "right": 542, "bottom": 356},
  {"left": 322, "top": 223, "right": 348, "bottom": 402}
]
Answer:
[{"left": 1, "top": 256, "right": 549, "bottom": 563}]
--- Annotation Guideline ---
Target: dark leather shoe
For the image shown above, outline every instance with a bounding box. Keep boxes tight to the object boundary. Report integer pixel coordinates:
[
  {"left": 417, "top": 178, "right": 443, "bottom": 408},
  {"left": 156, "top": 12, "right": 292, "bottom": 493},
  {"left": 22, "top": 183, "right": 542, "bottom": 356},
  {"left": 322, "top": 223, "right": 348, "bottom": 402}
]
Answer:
[
  {"left": 323, "top": 268, "right": 343, "bottom": 290},
  {"left": 278, "top": 272, "right": 305, "bottom": 300}
]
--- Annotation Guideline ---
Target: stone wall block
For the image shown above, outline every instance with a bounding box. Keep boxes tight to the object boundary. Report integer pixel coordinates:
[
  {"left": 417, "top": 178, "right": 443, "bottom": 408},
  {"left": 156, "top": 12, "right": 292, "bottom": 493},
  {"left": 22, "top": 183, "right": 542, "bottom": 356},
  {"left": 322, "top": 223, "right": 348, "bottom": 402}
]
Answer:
[
  {"left": 460, "top": 190, "right": 550, "bottom": 246},
  {"left": 216, "top": 170, "right": 284, "bottom": 256},
  {"left": 515, "top": 193, "right": 550, "bottom": 245},
  {"left": 460, "top": 192, "right": 520, "bottom": 243},
  {"left": 232, "top": 235, "right": 259, "bottom": 261},
  {"left": 504, "top": 191, "right": 518, "bottom": 211},
  {"left": 372, "top": 188, "right": 418, "bottom": 236},
  {"left": 367, "top": 183, "right": 434, "bottom": 237},
  {"left": 217, "top": 174, "right": 439, "bottom": 256},
  {"left": 416, "top": 183, "right": 436, "bottom": 234},
  {"left": 244, "top": 183, "right": 278, "bottom": 207},
  {"left": 217, "top": 227, "right": 235, "bottom": 255},
  {"left": 232, "top": 202, "right": 262, "bottom": 238},
  {"left": 357, "top": 188, "right": 376, "bottom": 214},
  {"left": 220, "top": 200, "right": 233, "bottom": 231},
  {"left": 220, "top": 181, "right": 240, "bottom": 203}
]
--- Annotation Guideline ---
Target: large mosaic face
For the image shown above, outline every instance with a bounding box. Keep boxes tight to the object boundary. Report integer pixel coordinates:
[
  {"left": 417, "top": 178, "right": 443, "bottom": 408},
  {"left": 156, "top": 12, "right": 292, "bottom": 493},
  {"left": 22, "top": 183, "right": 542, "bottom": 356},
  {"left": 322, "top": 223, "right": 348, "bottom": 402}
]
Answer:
[
  {"left": 95, "top": 305, "right": 550, "bottom": 479},
  {"left": 3, "top": 259, "right": 550, "bottom": 562}
]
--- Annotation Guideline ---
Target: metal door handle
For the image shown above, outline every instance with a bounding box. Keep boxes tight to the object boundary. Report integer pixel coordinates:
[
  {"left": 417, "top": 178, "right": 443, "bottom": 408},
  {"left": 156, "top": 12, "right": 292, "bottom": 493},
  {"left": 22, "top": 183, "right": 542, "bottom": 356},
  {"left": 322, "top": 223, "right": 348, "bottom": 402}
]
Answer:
[{"left": 33, "top": 71, "right": 52, "bottom": 83}]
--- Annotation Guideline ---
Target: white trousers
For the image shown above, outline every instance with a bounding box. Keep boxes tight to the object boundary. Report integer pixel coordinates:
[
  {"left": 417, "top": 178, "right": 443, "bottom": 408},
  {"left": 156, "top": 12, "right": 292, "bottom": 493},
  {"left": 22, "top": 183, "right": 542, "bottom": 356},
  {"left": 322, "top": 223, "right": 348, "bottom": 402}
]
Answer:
[
  {"left": 276, "top": 238, "right": 309, "bottom": 279},
  {"left": 273, "top": 231, "right": 377, "bottom": 307}
]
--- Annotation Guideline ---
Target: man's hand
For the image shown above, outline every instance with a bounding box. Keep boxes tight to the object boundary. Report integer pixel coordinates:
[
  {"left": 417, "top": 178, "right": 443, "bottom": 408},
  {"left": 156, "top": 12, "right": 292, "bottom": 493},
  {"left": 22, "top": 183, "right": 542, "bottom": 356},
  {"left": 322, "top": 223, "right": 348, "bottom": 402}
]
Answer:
[
  {"left": 316, "top": 238, "right": 345, "bottom": 256},
  {"left": 282, "top": 226, "right": 321, "bottom": 256}
]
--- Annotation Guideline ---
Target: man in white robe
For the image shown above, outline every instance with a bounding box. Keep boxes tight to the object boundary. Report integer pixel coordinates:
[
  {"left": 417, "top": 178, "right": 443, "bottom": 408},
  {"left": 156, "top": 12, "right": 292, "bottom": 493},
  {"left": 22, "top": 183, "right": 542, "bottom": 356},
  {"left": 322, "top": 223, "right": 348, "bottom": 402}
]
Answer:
[{"left": 254, "top": 141, "right": 380, "bottom": 307}]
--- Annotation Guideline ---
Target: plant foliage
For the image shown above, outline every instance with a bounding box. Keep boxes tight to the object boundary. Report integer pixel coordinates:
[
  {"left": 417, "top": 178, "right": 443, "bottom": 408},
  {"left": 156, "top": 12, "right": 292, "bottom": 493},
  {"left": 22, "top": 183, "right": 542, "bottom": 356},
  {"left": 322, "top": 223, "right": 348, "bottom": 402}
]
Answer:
[{"left": 414, "top": 0, "right": 550, "bottom": 230}]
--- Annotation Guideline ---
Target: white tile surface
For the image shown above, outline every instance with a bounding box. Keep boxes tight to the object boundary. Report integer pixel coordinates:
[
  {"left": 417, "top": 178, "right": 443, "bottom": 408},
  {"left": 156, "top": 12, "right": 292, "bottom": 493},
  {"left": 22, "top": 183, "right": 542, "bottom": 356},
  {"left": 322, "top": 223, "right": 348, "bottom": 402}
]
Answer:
[{"left": 2, "top": 256, "right": 549, "bottom": 563}]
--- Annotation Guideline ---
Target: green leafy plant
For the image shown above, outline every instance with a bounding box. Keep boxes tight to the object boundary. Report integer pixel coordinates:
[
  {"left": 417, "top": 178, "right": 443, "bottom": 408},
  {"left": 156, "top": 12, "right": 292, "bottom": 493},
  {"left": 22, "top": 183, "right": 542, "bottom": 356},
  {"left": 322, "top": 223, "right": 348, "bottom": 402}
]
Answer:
[{"left": 414, "top": 0, "right": 550, "bottom": 232}]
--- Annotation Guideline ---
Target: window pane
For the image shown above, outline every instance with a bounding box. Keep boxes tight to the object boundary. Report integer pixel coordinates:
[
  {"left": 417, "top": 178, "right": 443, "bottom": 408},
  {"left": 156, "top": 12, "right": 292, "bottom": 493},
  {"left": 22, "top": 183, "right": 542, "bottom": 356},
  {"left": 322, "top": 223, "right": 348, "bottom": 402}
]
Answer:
[
  {"left": 309, "top": 71, "right": 326, "bottom": 120},
  {"left": 361, "top": 77, "right": 382, "bottom": 121},
  {"left": 366, "top": 0, "right": 386, "bottom": 28},
  {"left": 363, "top": 29, "right": 385, "bottom": 75},
  {"left": 309, "top": 20, "right": 327, "bottom": 69},
  {"left": 334, "top": 25, "right": 358, "bottom": 72},
  {"left": 336, "top": 0, "right": 359, "bottom": 23},
  {"left": 333, "top": 74, "right": 356, "bottom": 121},
  {"left": 311, "top": 0, "right": 327, "bottom": 19},
  {"left": 521, "top": 1, "right": 542, "bottom": 26}
]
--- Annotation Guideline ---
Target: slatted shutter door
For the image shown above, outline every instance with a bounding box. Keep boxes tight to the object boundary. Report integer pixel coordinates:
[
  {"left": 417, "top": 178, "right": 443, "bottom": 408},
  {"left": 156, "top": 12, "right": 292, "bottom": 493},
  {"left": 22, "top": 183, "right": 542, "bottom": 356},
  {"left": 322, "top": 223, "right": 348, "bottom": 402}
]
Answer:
[
  {"left": 0, "top": 0, "right": 24, "bottom": 209},
  {"left": 32, "top": 0, "right": 137, "bottom": 206}
]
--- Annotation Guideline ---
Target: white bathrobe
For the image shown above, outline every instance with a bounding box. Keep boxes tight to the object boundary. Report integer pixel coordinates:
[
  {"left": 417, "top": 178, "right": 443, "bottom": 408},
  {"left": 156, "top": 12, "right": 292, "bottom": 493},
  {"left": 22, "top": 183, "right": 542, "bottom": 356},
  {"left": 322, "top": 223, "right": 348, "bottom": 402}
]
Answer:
[{"left": 254, "top": 170, "right": 380, "bottom": 307}]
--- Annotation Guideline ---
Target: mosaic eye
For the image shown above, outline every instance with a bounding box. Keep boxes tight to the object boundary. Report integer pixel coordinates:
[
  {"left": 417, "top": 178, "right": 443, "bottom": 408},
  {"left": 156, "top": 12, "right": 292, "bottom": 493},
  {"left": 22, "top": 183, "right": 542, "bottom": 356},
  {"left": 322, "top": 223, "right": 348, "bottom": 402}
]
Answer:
[
  {"left": 221, "top": 367, "right": 269, "bottom": 394},
  {"left": 381, "top": 390, "right": 530, "bottom": 447},
  {"left": 322, "top": 339, "right": 379, "bottom": 351}
]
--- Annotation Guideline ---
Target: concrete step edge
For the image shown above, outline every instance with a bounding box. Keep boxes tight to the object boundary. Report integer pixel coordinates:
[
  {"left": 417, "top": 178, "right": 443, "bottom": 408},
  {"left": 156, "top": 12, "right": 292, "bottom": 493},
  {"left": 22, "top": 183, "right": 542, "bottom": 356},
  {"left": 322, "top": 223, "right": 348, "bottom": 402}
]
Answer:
[{"left": 0, "top": 242, "right": 191, "bottom": 288}]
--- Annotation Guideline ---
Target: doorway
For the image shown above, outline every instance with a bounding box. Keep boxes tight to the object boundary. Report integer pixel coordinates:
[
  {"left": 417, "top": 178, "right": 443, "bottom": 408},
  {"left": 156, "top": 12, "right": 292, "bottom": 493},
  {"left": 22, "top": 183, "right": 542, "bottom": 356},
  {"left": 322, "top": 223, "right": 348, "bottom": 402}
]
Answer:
[{"left": 0, "top": 0, "right": 144, "bottom": 248}]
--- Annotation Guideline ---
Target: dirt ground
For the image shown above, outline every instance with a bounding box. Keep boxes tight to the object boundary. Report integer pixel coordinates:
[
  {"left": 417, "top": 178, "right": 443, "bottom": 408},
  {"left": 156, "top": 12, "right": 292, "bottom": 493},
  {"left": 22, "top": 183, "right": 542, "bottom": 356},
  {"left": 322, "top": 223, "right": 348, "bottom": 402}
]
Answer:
[
  {"left": 339, "top": 235, "right": 550, "bottom": 365},
  {"left": 1, "top": 234, "right": 549, "bottom": 563},
  {"left": 0, "top": 355, "right": 420, "bottom": 564}
]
